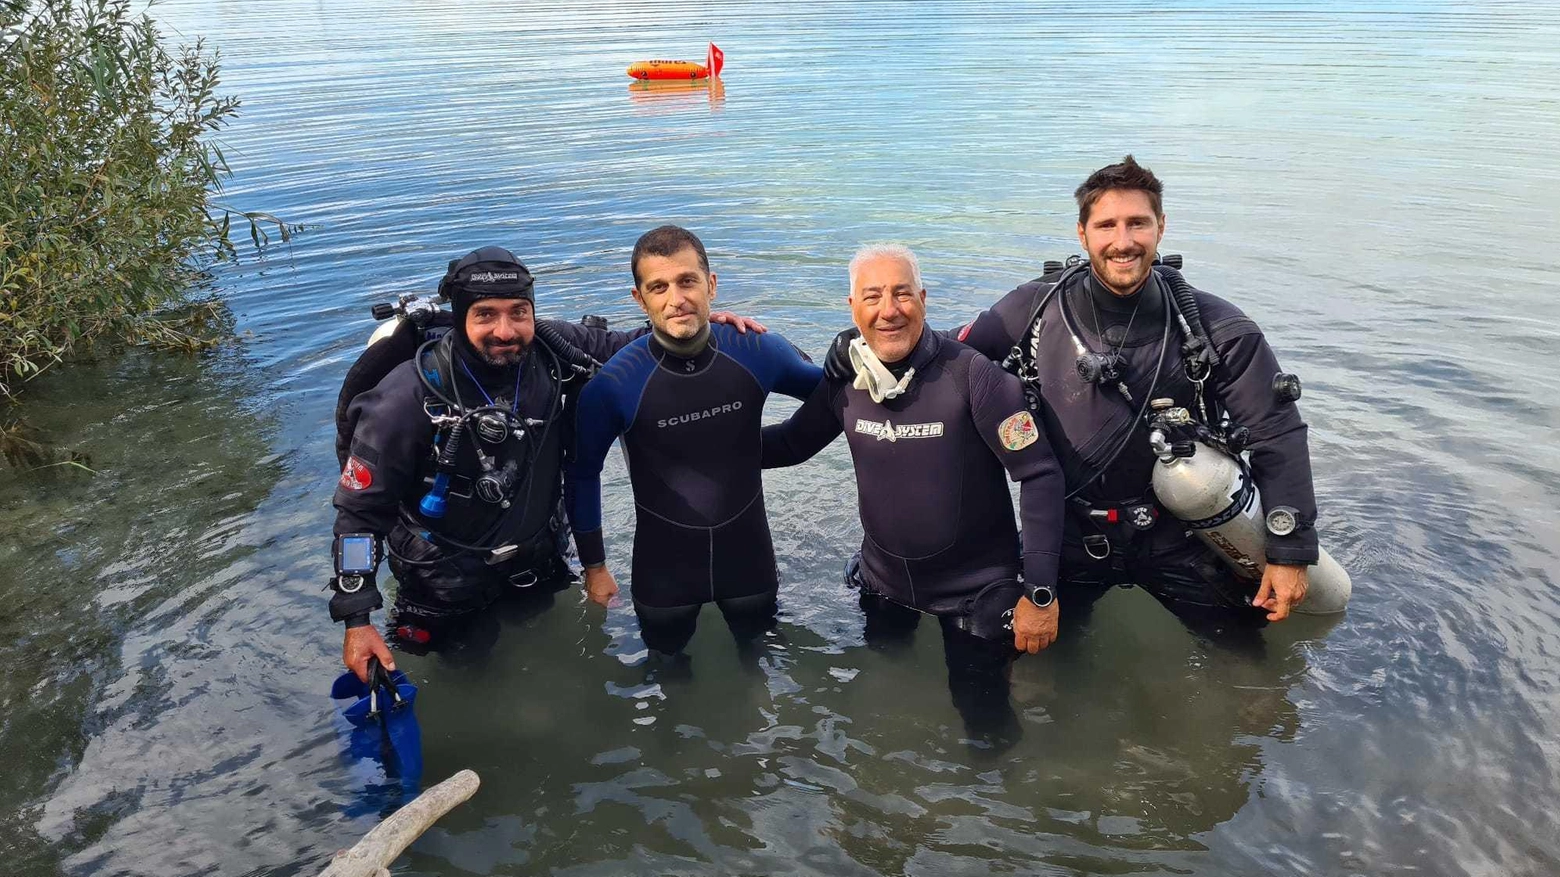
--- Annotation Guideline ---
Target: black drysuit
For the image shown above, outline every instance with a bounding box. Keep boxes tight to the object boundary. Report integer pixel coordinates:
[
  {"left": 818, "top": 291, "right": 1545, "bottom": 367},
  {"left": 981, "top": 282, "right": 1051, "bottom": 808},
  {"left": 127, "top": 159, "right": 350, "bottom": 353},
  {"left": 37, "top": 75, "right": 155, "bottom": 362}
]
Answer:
[
  {"left": 332, "top": 320, "right": 641, "bottom": 624},
  {"left": 761, "top": 328, "right": 1065, "bottom": 741},
  {"left": 956, "top": 268, "right": 1318, "bottom": 634}
]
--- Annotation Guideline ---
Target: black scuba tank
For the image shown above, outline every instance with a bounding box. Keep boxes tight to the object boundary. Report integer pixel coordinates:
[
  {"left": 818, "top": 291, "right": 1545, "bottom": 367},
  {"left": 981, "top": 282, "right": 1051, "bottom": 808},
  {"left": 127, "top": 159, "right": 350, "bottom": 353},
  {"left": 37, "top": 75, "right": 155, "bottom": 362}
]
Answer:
[{"left": 335, "top": 301, "right": 453, "bottom": 468}]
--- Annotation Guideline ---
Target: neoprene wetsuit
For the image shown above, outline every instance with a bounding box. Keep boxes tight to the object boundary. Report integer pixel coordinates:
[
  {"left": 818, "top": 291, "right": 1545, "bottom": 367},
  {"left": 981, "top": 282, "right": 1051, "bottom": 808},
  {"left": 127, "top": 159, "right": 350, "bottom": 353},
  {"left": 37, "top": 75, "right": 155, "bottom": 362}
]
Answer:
[
  {"left": 332, "top": 320, "right": 643, "bottom": 625},
  {"left": 956, "top": 268, "right": 1317, "bottom": 640},
  {"left": 761, "top": 327, "right": 1064, "bottom": 744},
  {"left": 566, "top": 322, "right": 822, "bottom": 652},
  {"left": 761, "top": 328, "right": 1065, "bottom": 616}
]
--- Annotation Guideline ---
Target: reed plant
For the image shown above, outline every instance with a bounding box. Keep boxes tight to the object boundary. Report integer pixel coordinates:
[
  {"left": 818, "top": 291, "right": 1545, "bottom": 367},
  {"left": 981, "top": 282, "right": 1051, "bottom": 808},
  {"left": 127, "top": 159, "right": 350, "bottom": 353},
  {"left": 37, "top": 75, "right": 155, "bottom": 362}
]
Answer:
[
  {"left": 0, "top": 0, "right": 280, "bottom": 400},
  {"left": 1, "top": 0, "right": 280, "bottom": 467}
]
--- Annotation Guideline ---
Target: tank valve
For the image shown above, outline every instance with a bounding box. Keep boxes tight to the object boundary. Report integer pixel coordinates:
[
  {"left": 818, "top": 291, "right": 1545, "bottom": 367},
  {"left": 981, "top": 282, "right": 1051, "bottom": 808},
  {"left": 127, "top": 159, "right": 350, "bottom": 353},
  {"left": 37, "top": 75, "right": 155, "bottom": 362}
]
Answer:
[
  {"left": 1149, "top": 429, "right": 1174, "bottom": 461},
  {"left": 371, "top": 302, "right": 396, "bottom": 320},
  {"left": 1150, "top": 397, "right": 1177, "bottom": 411},
  {"left": 1170, "top": 440, "right": 1197, "bottom": 459}
]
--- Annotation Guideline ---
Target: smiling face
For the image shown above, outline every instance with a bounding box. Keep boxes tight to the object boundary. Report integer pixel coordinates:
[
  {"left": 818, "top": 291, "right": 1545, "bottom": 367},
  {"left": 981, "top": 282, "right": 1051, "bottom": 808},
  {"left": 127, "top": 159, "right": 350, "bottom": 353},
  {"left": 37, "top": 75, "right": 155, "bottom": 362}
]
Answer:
[
  {"left": 464, "top": 298, "right": 534, "bottom": 367},
  {"left": 849, "top": 254, "right": 926, "bottom": 363},
  {"left": 1077, "top": 188, "right": 1166, "bottom": 296},
  {"left": 632, "top": 245, "right": 716, "bottom": 341}
]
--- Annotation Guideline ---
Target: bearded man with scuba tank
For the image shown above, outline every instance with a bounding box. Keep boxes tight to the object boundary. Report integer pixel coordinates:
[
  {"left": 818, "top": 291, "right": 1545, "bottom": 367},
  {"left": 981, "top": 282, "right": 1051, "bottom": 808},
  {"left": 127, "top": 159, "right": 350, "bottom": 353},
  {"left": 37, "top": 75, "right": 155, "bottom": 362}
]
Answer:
[
  {"left": 328, "top": 246, "right": 764, "bottom": 682},
  {"left": 946, "top": 156, "right": 1350, "bottom": 636}
]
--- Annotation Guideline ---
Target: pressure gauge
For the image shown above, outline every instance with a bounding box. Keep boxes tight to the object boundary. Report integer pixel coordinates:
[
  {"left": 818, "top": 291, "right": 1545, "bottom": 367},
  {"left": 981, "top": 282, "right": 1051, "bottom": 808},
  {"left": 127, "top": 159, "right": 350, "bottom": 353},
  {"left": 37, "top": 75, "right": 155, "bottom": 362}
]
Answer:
[{"left": 1266, "top": 506, "right": 1300, "bottom": 537}]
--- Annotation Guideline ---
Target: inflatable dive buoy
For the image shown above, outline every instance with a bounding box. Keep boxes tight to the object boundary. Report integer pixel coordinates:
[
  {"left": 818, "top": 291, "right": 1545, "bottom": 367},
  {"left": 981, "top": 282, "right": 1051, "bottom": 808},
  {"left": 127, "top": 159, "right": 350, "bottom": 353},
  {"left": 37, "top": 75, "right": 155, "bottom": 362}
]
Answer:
[{"left": 628, "top": 43, "right": 724, "bottom": 81}]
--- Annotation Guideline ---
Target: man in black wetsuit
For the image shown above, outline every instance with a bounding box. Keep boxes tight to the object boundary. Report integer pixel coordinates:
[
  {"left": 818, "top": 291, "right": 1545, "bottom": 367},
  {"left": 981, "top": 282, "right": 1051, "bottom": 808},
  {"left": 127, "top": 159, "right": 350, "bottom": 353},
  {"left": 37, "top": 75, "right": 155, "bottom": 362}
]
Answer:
[
  {"left": 566, "top": 226, "right": 822, "bottom": 657},
  {"left": 330, "top": 246, "right": 763, "bottom": 681},
  {"left": 761, "top": 244, "right": 1066, "bottom": 742},
  {"left": 954, "top": 156, "right": 1318, "bottom": 637}
]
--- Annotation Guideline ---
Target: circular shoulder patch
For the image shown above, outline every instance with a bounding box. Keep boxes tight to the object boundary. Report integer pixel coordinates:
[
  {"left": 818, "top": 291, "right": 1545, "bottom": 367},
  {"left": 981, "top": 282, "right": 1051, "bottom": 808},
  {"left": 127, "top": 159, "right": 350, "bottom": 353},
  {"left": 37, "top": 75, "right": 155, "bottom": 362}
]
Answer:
[
  {"left": 339, "top": 456, "right": 374, "bottom": 490},
  {"left": 998, "top": 411, "right": 1039, "bottom": 451}
]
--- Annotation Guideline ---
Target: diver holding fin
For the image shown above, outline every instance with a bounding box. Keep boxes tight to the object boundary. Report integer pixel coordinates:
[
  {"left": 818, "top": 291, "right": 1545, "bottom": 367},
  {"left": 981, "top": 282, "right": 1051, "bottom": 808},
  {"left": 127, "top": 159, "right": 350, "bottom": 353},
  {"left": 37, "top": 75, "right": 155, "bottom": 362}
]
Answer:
[
  {"left": 330, "top": 247, "right": 634, "bottom": 676},
  {"left": 329, "top": 246, "right": 770, "bottom": 680}
]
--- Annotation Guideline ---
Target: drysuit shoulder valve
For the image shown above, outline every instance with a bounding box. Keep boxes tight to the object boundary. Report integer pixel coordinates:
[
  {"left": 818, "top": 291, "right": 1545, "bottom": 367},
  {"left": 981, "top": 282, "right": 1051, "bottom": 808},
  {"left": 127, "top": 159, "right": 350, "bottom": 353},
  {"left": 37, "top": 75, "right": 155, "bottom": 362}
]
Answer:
[{"left": 1273, "top": 372, "right": 1303, "bottom": 403}]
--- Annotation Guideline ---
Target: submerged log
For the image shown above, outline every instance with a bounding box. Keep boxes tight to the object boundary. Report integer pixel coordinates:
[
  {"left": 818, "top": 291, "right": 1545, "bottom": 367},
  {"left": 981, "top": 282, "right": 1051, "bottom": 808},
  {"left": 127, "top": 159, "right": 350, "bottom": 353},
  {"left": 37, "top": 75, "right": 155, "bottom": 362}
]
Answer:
[{"left": 318, "top": 769, "right": 480, "bottom": 877}]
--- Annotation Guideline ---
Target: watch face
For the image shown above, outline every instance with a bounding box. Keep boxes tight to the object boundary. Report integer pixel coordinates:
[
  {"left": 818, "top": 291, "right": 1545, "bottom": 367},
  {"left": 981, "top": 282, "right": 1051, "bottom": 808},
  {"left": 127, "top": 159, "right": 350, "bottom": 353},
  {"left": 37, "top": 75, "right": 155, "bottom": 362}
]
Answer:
[
  {"left": 1266, "top": 508, "right": 1298, "bottom": 536},
  {"left": 1030, "top": 586, "right": 1055, "bottom": 608}
]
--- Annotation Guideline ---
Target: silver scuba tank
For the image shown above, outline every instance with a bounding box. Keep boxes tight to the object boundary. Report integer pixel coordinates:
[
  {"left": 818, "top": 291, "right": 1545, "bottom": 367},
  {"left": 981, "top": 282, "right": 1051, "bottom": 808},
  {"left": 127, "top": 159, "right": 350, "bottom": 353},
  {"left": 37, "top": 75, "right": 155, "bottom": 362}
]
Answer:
[{"left": 1147, "top": 402, "right": 1351, "bottom": 615}]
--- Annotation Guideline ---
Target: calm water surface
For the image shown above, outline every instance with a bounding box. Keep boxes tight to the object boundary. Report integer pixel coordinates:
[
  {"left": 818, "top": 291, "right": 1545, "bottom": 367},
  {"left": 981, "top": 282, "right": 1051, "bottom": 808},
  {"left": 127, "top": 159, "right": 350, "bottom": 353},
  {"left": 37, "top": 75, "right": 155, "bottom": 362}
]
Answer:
[{"left": 4, "top": 2, "right": 1559, "bottom": 875}]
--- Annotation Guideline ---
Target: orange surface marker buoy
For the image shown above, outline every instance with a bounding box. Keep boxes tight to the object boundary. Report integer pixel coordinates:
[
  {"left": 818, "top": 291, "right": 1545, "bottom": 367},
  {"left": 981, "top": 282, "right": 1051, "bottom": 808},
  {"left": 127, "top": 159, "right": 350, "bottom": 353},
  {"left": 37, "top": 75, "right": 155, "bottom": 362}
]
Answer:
[{"left": 628, "top": 43, "right": 724, "bottom": 81}]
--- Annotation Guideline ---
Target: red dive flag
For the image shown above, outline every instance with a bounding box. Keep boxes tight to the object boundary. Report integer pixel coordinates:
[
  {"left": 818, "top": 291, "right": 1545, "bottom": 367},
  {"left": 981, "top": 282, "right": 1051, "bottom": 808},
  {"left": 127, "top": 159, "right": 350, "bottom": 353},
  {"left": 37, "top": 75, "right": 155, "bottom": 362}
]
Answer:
[{"left": 707, "top": 43, "right": 724, "bottom": 78}]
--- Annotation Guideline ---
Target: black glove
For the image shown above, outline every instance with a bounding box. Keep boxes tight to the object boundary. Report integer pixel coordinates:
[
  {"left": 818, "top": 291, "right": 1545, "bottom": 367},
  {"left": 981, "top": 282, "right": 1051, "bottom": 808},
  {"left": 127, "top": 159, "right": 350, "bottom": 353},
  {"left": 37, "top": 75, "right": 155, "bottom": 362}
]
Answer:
[
  {"left": 328, "top": 575, "right": 383, "bottom": 626},
  {"left": 823, "top": 327, "right": 861, "bottom": 383}
]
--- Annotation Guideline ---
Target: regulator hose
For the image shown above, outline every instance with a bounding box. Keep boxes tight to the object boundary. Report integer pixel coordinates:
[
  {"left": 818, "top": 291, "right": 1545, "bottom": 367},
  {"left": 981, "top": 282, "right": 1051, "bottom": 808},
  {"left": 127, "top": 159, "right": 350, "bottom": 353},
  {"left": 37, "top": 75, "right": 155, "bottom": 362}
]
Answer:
[
  {"left": 1153, "top": 263, "right": 1220, "bottom": 373},
  {"left": 391, "top": 338, "right": 566, "bottom": 565},
  {"left": 533, "top": 320, "right": 602, "bottom": 377}
]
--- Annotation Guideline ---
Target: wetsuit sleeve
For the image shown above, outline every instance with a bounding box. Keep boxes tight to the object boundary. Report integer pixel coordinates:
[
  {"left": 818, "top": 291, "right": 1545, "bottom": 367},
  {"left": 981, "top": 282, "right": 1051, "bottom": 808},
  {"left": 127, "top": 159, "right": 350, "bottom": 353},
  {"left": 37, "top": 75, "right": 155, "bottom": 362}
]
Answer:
[
  {"left": 945, "top": 282, "right": 1043, "bottom": 363},
  {"left": 966, "top": 355, "right": 1065, "bottom": 587},
  {"left": 760, "top": 379, "right": 844, "bottom": 468},
  {"left": 1208, "top": 311, "right": 1320, "bottom": 565},
  {"left": 539, "top": 319, "right": 649, "bottom": 364},
  {"left": 331, "top": 366, "right": 432, "bottom": 622},
  {"left": 564, "top": 373, "right": 627, "bottom": 567},
  {"left": 758, "top": 331, "right": 824, "bottom": 400}
]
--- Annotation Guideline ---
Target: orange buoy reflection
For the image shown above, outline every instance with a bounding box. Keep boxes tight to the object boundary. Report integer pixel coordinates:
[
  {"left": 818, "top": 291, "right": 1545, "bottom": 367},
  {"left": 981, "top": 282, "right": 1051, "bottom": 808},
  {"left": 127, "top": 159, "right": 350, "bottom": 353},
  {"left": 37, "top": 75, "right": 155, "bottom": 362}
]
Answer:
[{"left": 627, "top": 77, "right": 725, "bottom": 109}]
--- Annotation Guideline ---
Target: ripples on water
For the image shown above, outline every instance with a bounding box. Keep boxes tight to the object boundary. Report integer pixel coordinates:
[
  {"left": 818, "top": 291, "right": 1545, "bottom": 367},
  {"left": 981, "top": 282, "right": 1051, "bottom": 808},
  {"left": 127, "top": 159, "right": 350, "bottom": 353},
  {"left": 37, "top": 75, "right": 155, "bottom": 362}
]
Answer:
[{"left": 2, "top": 1, "right": 1559, "bottom": 874}]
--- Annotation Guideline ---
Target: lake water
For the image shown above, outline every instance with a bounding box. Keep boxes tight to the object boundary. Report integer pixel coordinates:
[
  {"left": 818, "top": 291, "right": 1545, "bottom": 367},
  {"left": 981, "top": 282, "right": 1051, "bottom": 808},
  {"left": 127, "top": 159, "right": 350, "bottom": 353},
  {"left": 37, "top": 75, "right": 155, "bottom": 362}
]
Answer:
[{"left": 4, "top": 1, "right": 1560, "bottom": 875}]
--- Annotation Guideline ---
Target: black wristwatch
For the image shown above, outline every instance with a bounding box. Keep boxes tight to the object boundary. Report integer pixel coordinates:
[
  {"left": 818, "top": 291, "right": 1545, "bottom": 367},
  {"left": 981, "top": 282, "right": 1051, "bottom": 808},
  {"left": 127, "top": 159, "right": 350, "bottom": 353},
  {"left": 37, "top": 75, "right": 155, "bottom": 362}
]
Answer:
[{"left": 1025, "top": 582, "right": 1056, "bottom": 609}]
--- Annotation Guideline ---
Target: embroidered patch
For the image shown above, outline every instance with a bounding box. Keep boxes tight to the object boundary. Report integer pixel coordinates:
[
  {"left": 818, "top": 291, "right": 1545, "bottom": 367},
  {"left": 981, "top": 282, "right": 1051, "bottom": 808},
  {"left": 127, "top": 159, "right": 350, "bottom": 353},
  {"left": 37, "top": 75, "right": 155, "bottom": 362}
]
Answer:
[
  {"left": 997, "top": 411, "right": 1039, "bottom": 451},
  {"left": 957, "top": 322, "right": 973, "bottom": 342},
  {"left": 339, "top": 456, "right": 374, "bottom": 491}
]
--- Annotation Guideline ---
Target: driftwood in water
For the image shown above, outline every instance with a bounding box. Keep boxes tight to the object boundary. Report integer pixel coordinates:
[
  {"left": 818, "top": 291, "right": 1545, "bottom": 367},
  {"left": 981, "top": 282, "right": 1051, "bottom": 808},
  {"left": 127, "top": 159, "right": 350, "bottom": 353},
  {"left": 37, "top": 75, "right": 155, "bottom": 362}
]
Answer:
[{"left": 318, "top": 769, "right": 480, "bottom": 877}]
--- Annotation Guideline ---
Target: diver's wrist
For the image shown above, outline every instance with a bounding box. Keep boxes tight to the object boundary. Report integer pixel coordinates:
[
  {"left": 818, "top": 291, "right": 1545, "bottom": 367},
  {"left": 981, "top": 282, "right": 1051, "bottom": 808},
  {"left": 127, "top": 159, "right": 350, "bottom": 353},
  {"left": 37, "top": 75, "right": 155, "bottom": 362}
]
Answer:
[{"left": 1025, "top": 582, "right": 1056, "bottom": 609}]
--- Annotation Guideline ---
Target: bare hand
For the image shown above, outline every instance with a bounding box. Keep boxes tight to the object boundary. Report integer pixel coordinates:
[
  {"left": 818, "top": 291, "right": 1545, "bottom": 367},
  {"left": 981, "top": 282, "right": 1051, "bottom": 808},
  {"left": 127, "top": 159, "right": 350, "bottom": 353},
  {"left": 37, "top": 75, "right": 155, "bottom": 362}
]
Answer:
[
  {"left": 583, "top": 565, "right": 619, "bottom": 607},
  {"left": 709, "top": 311, "right": 768, "bottom": 334},
  {"left": 1253, "top": 563, "right": 1309, "bottom": 622},
  {"left": 1012, "top": 596, "right": 1059, "bottom": 654},
  {"left": 343, "top": 625, "right": 395, "bottom": 683}
]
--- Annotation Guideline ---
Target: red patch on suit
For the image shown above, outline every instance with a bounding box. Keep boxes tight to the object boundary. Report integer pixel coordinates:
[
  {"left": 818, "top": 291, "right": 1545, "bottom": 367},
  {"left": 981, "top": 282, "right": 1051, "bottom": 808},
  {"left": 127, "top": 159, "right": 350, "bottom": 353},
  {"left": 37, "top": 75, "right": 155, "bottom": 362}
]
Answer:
[
  {"left": 339, "top": 456, "right": 373, "bottom": 491},
  {"left": 957, "top": 322, "right": 973, "bottom": 342}
]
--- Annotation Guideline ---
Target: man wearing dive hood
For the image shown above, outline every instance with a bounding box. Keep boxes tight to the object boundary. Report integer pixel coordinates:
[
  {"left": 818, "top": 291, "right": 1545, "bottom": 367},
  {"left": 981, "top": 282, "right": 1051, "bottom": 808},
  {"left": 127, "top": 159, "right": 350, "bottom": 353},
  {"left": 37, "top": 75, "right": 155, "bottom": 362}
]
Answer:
[
  {"left": 565, "top": 226, "right": 823, "bottom": 658},
  {"left": 950, "top": 156, "right": 1318, "bottom": 636},
  {"left": 760, "top": 244, "right": 1066, "bottom": 744},
  {"left": 330, "top": 245, "right": 765, "bottom": 681}
]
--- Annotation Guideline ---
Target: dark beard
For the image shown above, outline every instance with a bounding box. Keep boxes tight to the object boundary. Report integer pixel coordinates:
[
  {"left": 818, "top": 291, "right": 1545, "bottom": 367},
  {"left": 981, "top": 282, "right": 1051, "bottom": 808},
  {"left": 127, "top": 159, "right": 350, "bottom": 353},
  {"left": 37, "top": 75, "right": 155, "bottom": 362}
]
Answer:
[{"left": 477, "top": 340, "right": 528, "bottom": 368}]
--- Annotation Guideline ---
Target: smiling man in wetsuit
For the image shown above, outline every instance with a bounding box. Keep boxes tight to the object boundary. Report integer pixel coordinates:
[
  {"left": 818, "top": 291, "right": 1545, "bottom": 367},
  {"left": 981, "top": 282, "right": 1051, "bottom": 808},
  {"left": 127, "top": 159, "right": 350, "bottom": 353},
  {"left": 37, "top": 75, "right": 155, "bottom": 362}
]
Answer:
[
  {"left": 954, "top": 156, "right": 1319, "bottom": 642},
  {"left": 565, "top": 226, "right": 822, "bottom": 657},
  {"left": 330, "top": 246, "right": 767, "bottom": 682},
  {"left": 760, "top": 244, "right": 1066, "bottom": 744}
]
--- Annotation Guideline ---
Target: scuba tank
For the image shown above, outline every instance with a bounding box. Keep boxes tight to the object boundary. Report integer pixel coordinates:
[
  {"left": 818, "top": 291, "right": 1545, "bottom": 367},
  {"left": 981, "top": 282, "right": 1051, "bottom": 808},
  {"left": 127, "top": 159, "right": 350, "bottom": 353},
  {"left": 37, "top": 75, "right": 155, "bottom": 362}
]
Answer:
[{"left": 1146, "top": 399, "right": 1351, "bottom": 614}]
